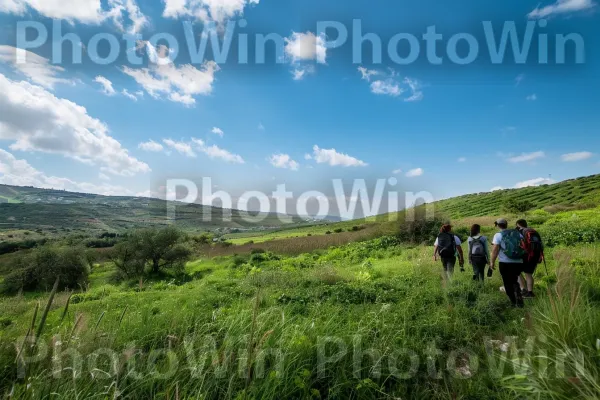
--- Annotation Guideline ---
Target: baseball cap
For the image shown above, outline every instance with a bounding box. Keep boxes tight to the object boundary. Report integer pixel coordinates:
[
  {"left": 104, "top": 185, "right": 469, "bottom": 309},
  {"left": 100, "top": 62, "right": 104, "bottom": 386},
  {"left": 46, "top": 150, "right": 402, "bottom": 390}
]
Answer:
[{"left": 494, "top": 218, "right": 508, "bottom": 226}]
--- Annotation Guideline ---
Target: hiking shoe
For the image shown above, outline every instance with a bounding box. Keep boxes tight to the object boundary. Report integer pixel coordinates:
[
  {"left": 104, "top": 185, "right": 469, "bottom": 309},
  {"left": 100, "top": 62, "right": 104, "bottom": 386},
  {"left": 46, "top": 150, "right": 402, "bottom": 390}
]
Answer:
[{"left": 522, "top": 291, "right": 535, "bottom": 299}]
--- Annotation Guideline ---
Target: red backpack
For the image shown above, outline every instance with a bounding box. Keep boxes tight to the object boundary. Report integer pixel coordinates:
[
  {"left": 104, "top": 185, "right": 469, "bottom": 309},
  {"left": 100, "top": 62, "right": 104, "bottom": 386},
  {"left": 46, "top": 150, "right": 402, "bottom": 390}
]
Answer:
[{"left": 522, "top": 228, "right": 543, "bottom": 263}]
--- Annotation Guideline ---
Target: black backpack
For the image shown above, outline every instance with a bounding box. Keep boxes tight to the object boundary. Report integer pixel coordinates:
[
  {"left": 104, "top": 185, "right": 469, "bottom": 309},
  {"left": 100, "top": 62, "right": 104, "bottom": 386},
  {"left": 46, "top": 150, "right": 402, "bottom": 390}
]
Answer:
[{"left": 437, "top": 232, "right": 456, "bottom": 258}]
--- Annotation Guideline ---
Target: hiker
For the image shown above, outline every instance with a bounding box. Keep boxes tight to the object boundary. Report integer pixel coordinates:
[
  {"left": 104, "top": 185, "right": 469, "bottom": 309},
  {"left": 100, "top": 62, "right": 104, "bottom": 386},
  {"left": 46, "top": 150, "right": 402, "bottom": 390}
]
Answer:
[
  {"left": 490, "top": 218, "right": 525, "bottom": 308},
  {"left": 433, "top": 224, "right": 465, "bottom": 280},
  {"left": 516, "top": 219, "right": 544, "bottom": 299},
  {"left": 467, "top": 224, "right": 489, "bottom": 282}
]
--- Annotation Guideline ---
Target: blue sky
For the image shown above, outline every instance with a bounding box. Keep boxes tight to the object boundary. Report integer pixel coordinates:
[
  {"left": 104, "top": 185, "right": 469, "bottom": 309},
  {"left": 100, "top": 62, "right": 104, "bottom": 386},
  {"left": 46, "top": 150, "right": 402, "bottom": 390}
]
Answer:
[{"left": 0, "top": 0, "right": 599, "bottom": 216}]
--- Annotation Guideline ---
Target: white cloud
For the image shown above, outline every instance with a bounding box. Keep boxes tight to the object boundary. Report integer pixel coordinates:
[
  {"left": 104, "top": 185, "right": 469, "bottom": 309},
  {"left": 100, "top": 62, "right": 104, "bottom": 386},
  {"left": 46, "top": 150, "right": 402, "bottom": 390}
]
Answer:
[
  {"left": 291, "top": 66, "right": 315, "bottom": 81},
  {"left": 311, "top": 145, "right": 367, "bottom": 167},
  {"left": 528, "top": 0, "right": 595, "bottom": 19},
  {"left": 0, "top": 0, "right": 148, "bottom": 32},
  {"left": 403, "top": 77, "right": 424, "bottom": 102},
  {"left": 0, "top": 46, "right": 70, "bottom": 89},
  {"left": 269, "top": 153, "right": 299, "bottom": 171},
  {"left": 491, "top": 186, "right": 504, "bottom": 192},
  {"left": 211, "top": 127, "right": 224, "bottom": 137},
  {"left": 94, "top": 76, "right": 116, "bottom": 96},
  {"left": 561, "top": 151, "right": 594, "bottom": 162},
  {"left": 458, "top": 157, "right": 467, "bottom": 163},
  {"left": 192, "top": 138, "right": 244, "bottom": 163},
  {"left": 163, "top": 139, "right": 196, "bottom": 157},
  {"left": 515, "top": 177, "right": 556, "bottom": 188},
  {"left": 0, "top": 73, "right": 149, "bottom": 177},
  {"left": 406, "top": 168, "right": 424, "bottom": 178},
  {"left": 121, "top": 89, "right": 139, "bottom": 101},
  {"left": 258, "top": 123, "right": 265, "bottom": 131},
  {"left": 162, "top": 0, "right": 259, "bottom": 25},
  {"left": 99, "top": 172, "right": 111, "bottom": 181},
  {"left": 106, "top": 0, "right": 149, "bottom": 34},
  {"left": 138, "top": 140, "right": 164, "bottom": 152},
  {"left": 370, "top": 80, "right": 402, "bottom": 97},
  {"left": 507, "top": 151, "right": 545, "bottom": 163},
  {"left": 0, "top": 149, "right": 132, "bottom": 196},
  {"left": 358, "top": 67, "right": 424, "bottom": 101},
  {"left": 392, "top": 169, "right": 403, "bottom": 175},
  {"left": 526, "top": 94, "right": 538, "bottom": 101},
  {"left": 285, "top": 32, "right": 327, "bottom": 64},
  {"left": 123, "top": 43, "right": 219, "bottom": 106},
  {"left": 358, "top": 67, "right": 379, "bottom": 82},
  {"left": 304, "top": 153, "right": 312, "bottom": 160}
]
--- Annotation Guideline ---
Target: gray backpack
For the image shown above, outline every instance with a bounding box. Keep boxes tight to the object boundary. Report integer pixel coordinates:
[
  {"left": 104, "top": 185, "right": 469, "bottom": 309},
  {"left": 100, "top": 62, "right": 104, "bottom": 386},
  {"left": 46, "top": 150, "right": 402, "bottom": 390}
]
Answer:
[{"left": 470, "top": 237, "right": 487, "bottom": 263}]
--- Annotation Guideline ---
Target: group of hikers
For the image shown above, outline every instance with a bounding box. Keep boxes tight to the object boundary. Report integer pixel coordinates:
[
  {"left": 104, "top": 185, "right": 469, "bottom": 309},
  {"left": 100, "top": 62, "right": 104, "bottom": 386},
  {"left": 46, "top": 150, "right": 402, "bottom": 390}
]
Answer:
[{"left": 433, "top": 218, "right": 545, "bottom": 308}]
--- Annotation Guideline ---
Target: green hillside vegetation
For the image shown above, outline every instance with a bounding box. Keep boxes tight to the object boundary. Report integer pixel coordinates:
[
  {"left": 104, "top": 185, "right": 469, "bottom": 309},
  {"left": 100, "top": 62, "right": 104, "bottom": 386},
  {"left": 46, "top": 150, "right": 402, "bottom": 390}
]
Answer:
[
  {"left": 435, "top": 174, "right": 600, "bottom": 219},
  {"left": 0, "top": 177, "right": 600, "bottom": 398}
]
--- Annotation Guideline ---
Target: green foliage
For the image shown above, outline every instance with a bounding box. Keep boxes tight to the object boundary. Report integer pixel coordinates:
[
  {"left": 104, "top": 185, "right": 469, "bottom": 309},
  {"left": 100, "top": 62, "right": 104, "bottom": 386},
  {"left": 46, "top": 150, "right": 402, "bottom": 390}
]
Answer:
[
  {"left": 397, "top": 215, "right": 446, "bottom": 244},
  {"left": 109, "top": 226, "right": 191, "bottom": 279},
  {"left": 502, "top": 198, "right": 535, "bottom": 213},
  {"left": 1, "top": 246, "right": 89, "bottom": 294}
]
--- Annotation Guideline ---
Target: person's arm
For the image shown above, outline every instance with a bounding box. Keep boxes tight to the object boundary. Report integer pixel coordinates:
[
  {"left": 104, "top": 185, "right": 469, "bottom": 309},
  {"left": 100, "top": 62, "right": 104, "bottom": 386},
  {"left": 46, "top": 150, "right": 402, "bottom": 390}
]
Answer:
[
  {"left": 457, "top": 245, "right": 465, "bottom": 267},
  {"left": 433, "top": 245, "right": 439, "bottom": 261},
  {"left": 490, "top": 244, "right": 500, "bottom": 270},
  {"left": 484, "top": 238, "right": 490, "bottom": 265}
]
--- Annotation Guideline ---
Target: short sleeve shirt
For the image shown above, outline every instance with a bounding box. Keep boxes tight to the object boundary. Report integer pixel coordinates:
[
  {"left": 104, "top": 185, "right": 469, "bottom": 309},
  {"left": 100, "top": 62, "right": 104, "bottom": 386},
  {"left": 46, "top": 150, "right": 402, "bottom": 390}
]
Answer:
[{"left": 492, "top": 231, "right": 523, "bottom": 264}]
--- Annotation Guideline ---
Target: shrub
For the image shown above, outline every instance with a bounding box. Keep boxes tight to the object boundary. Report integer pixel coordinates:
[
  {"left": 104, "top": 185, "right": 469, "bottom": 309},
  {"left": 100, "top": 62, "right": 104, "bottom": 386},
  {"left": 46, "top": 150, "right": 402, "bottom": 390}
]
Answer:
[
  {"left": 1, "top": 246, "right": 89, "bottom": 294},
  {"left": 503, "top": 198, "right": 535, "bottom": 213},
  {"left": 334, "top": 228, "right": 343, "bottom": 234},
  {"left": 397, "top": 215, "right": 446, "bottom": 244}
]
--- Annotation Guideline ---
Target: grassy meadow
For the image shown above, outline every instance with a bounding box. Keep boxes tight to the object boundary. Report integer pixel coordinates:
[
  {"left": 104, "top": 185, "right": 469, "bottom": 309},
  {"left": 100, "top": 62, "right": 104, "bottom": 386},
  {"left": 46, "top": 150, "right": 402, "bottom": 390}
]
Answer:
[{"left": 1, "top": 177, "right": 600, "bottom": 399}]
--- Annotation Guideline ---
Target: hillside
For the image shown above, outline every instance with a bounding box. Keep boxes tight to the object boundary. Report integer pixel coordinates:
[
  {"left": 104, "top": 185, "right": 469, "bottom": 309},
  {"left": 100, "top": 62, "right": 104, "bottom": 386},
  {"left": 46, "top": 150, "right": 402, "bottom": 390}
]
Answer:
[
  {"left": 0, "top": 184, "right": 310, "bottom": 235},
  {"left": 434, "top": 174, "right": 600, "bottom": 219}
]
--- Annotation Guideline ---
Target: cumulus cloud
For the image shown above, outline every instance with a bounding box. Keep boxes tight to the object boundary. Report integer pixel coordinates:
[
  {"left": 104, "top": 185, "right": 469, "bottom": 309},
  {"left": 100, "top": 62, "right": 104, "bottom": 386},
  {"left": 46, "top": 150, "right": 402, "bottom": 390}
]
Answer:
[
  {"left": 94, "top": 76, "right": 116, "bottom": 96},
  {"left": 0, "top": 73, "right": 150, "bottom": 177},
  {"left": 163, "top": 139, "right": 196, "bottom": 157},
  {"left": 561, "top": 151, "right": 594, "bottom": 162},
  {"left": 192, "top": 139, "right": 244, "bottom": 163},
  {"left": 138, "top": 140, "right": 164, "bottom": 152},
  {"left": 162, "top": 0, "right": 259, "bottom": 25},
  {"left": 526, "top": 94, "right": 538, "bottom": 101},
  {"left": 392, "top": 169, "right": 403, "bottom": 175},
  {"left": 0, "top": 0, "right": 148, "bottom": 32},
  {"left": 458, "top": 157, "right": 467, "bottom": 163},
  {"left": 285, "top": 32, "right": 327, "bottom": 64},
  {"left": 406, "top": 168, "right": 424, "bottom": 178},
  {"left": 269, "top": 153, "right": 299, "bottom": 171},
  {"left": 284, "top": 32, "right": 326, "bottom": 80},
  {"left": 491, "top": 186, "right": 504, "bottom": 192},
  {"left": 528, "top": 0, "right": 595, "bottom": 19},
  {"left": 123, "top": 44, "right": 219, "bottom": 106},
  {"left": 121, "top": 89, "right": 141, "bottom": 101},
  {"left": 310, "top": 145, "right": 367, "bottom": 167},
  {"left": 515, "top": 177, "right": 556, "bottom": 188},
  {"left": 211, "top": 127, "right": 224, "bottom": 137},
  {"left": 358, "top": 67, "right": 379, "bottom": 81},
  {"left": 507, "top": 151, "right": 545, "bottom": 163},
  {"left": 0, "top": 149, "right": 132, "bottom": 196},
  {"left": 0, "top": 46, "right": 70, "bottom": 89}
]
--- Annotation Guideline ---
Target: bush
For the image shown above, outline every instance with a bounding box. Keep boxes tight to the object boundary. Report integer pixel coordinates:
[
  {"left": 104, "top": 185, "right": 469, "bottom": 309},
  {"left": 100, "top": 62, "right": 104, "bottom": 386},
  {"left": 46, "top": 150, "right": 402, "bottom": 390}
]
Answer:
[
  {"left": 503, "top": 198, "right": 535, "bottom": 214},
  {"left": 1, "top": 246, "right": 89, "bottom": 294},
  {"left": 334, "top": 228, "right": 343, "bottom": 234},
  {"left": 397, "top": 215, "right": 446, "bottom": 244}
]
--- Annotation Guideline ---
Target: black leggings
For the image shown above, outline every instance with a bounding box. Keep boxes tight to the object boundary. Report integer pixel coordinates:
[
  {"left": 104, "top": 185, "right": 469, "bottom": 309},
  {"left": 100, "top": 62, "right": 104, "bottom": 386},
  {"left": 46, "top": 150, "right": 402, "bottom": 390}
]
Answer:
[{"left": 499, "top": 262, "right": 524, "bottom": 306}]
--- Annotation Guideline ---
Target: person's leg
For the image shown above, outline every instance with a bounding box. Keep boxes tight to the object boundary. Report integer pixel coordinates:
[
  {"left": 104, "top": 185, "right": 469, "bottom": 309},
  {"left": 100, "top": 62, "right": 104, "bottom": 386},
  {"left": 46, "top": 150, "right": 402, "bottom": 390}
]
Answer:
[
  {"left": 444, "top": 257, "right": 456, "bottom": 281},
  {"left": 477, "top": 262, "right": 485, "bottom": 281},
  {"left": 525, "top": 273, "right": 534, "bottom": 292},
  {"left": 518, "top": 274, "right": 526, "bottom": 292},
  {"left": 499, "top": 263, "right": 521, "bottom": 306}
]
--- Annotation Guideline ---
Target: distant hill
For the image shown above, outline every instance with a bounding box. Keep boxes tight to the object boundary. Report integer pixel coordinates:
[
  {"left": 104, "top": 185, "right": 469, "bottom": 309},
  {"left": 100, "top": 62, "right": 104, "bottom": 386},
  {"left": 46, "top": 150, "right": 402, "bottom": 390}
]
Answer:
[
  {"left": 434, "top": 174, "right": 600, "bottom": 219},
  {"left": 0, "top": 184, "right": 310, "bottom": 235}
]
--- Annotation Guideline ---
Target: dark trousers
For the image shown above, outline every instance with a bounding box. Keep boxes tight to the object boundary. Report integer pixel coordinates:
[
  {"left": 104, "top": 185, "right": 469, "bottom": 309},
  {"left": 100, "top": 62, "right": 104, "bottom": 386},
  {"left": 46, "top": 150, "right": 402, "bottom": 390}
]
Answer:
[
  {"left": 472, "top": 261, "right": 486, "bottom": 281},
  {"left": 499, "top": 262, "right": 524, "bottom": 306}
]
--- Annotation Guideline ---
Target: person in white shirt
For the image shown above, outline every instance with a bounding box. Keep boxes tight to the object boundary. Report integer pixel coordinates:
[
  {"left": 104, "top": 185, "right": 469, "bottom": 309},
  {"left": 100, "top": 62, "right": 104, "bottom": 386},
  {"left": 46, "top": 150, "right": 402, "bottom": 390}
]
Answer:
[
  {"left": 467, "top": 224, "right": 489, "bottom": 282},
  {"left": 490, "top": 218, "right": 524, "bottom": 307},
  {"left": 433, "top": 224, "right": 465, "bottom": 281}
]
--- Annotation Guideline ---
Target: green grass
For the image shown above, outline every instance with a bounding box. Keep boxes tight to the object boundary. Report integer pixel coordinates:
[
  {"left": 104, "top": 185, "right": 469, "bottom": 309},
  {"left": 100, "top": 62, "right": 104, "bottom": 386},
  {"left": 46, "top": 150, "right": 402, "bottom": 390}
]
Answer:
[{"left": 1, "top": 235, "right": 599, "bottom": 399}]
